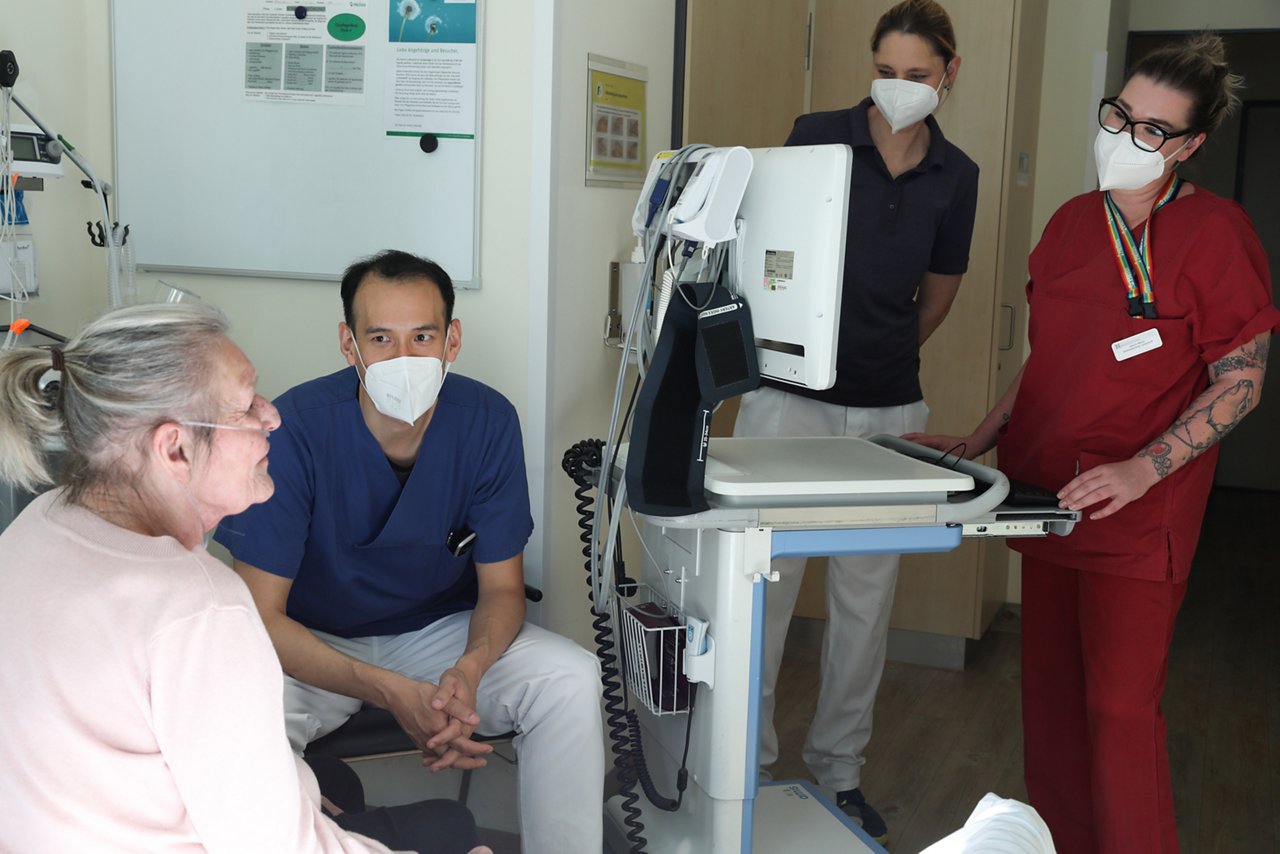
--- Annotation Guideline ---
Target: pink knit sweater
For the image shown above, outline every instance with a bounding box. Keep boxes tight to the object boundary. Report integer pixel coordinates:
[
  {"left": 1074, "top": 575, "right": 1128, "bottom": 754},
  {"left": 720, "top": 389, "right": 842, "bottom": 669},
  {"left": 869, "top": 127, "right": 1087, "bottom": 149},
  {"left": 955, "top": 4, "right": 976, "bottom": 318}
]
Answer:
[{"left": 0, "top": 489, "right": 397, "bottom": 853}]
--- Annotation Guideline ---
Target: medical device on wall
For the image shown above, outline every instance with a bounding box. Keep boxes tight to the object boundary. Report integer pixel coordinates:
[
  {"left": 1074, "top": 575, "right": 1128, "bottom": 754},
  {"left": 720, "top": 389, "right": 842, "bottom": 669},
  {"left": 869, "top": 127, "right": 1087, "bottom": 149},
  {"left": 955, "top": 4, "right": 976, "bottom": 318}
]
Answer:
[
  {"left": 3, "top": 122, "right": 64, "bottom": 183},
  {"left": 0, "top": 49, "right": 133, "bottom": 307}
]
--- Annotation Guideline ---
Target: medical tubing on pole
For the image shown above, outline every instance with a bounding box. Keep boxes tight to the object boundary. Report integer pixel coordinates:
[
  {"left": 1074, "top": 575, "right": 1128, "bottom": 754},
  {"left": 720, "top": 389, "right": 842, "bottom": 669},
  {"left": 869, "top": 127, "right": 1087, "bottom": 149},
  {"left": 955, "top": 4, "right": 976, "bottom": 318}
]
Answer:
[
  {"left": 594, "top": 144, "right": 709, "bottom": 605},
  {"left": 1, "top": 91, "right": 24, "bottom": 310},
  {"left": 596, "top": 372, "right": 641, "bottom": 611},
  {"left": 119, "top": 236, "right": 137, "bottom": 306},
  {"left": 11, "top": 94, "right": 120, "bottom": 306},
  {"left": 595, "top": 246, "right": 654, "bottom": 606}
]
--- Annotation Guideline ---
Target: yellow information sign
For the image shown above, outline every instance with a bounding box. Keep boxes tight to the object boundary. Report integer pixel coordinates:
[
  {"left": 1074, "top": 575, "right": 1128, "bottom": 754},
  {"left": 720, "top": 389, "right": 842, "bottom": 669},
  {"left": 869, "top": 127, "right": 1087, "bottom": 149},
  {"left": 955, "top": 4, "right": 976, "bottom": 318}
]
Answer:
[{"left": 586, "top": 54, "right": 648, "bottom": 186}]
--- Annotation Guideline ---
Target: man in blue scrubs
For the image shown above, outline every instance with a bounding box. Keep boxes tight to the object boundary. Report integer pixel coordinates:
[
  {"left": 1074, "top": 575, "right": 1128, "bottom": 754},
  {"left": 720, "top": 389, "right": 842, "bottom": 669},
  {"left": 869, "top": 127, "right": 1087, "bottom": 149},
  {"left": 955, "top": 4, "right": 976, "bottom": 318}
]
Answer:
[{"left": 216, "top": 250, "right": 604, "bottom": 853}]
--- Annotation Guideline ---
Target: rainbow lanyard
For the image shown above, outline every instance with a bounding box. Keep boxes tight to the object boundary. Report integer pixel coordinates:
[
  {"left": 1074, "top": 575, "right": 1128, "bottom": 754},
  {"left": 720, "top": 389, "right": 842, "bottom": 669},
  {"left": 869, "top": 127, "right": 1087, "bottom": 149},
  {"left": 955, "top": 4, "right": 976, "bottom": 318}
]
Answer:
[{"left": 1102, "top": 171, "right": 1183, "bottom": 319}]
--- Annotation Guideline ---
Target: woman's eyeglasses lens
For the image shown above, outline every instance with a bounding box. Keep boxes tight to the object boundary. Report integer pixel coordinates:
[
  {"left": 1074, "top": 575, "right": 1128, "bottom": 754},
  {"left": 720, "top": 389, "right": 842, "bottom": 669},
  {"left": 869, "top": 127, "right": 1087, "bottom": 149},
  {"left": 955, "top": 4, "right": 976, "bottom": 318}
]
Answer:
[{"left": 1097, "top": 100, "right": 1169, "bottom": 153}]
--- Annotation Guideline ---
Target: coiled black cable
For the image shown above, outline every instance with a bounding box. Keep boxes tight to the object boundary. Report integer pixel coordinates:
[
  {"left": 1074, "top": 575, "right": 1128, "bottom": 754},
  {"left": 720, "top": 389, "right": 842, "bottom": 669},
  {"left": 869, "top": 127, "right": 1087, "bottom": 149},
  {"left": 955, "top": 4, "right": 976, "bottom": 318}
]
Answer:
[
  {"left": 562, "top": 438, "right": 690, "bottom": 849},
  {"left": 562, "top": 439, "right": 648, "bottom": 853}
]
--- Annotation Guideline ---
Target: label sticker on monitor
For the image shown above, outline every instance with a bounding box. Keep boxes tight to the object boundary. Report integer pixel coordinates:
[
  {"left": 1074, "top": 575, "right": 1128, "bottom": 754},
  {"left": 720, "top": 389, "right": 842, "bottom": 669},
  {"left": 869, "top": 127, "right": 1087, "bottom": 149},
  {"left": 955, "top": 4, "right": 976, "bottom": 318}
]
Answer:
[{"left": 763, "top": 249, "right": 794, "bottom": 290}]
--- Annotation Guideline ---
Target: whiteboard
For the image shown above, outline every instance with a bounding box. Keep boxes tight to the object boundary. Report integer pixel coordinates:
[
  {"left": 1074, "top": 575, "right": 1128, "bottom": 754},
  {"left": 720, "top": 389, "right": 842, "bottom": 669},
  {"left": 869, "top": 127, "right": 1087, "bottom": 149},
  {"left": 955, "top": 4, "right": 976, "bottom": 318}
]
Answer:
[{"left": 110, "top": 1, "right": 482, "bottom": 286}]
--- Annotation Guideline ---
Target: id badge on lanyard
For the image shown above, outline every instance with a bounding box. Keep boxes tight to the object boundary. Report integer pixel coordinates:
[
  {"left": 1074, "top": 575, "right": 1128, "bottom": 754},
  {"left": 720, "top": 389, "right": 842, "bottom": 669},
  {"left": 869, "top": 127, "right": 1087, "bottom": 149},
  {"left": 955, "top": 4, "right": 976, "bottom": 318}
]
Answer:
[{"left": 1103, "top": 172, "right": 1182, "bottom": 320}]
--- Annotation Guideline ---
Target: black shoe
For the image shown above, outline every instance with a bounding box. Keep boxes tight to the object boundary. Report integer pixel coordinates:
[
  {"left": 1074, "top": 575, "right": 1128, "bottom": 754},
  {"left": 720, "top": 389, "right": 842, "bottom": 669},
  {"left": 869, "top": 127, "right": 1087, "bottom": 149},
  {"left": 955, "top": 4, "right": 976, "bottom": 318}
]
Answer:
[{"left": 835, "top": 787, "right": 889, "bottom": 846}]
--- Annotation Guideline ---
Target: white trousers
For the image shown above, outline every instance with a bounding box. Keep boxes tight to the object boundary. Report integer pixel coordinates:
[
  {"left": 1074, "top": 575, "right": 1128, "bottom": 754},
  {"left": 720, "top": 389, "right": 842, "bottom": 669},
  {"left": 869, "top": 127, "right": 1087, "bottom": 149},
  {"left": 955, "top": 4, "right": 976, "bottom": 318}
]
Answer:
[
  {"left": 285, "top": 612, "right": 605, "bottom": 854},
  {"left": 734, "top": 386, "right": 929, "bottom": 791}
]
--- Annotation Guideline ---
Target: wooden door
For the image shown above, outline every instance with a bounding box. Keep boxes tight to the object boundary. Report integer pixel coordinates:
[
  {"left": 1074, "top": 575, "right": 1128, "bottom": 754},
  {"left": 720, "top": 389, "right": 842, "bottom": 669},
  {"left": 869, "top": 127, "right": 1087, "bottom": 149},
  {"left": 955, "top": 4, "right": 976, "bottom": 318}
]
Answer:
[
  {"left": 681, "top": 0, "right": 811, "bottom": 439},
  {"left": 681, "top": 0, "right": 811, "bottom": 149},
  {"left": 804, "top": 0, "right": 1015, "bottom": 635}
]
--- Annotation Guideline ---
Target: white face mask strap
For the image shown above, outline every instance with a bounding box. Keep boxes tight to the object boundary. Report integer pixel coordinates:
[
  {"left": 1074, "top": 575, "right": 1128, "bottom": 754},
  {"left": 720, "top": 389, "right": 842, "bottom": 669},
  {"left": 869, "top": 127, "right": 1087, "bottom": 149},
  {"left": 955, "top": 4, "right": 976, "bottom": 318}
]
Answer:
[
  {"left": 440, "top": 326, "right": 452, "bottom": 379},
  {"left": 1162, "top": 136, "right": 1193, "bottom": 164},
  {"left": 350, "top": 336, "right": 370, "bottom": 373},
  {"left": 934, "top": 60, "right": 956, "bottom": 105},
  {"left": 349, "top": 336, "right": 380, "bottom": 402}
]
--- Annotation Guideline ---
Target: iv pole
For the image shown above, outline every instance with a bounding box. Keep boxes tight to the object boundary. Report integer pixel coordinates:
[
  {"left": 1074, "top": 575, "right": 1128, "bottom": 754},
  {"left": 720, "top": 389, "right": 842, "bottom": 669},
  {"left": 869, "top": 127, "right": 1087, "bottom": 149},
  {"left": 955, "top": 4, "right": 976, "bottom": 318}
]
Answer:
[{"left": 0, "top": 49, "right": 124, "bottom": 307}]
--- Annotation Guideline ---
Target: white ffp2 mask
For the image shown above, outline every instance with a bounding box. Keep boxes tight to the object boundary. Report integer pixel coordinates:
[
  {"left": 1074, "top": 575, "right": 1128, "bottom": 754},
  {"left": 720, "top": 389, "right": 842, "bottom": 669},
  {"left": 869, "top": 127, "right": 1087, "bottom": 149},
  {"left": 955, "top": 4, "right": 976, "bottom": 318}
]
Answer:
[
  {"left": 1093, "top": 127, "right": 1190, "bottom": 192},
  {"left": 870, "top": 75, "right": 946, "bottom": 134},
  {"left": 353, "top": 341, "right": 449, "bottom": 425}
]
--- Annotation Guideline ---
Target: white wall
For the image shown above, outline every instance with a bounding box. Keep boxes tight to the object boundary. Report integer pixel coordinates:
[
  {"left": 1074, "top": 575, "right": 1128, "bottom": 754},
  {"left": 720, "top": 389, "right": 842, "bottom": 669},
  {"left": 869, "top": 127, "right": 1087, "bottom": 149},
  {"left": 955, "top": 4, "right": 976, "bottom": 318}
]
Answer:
[
  {"left": 1130, "top": 0, "right": 1280, "bottom": 31},
  {"left": 1028, "top": 0, "right": 1130, "bottom": 243},
  {"left": 535, "top": 0, "right": 675, "bottom": 646}
]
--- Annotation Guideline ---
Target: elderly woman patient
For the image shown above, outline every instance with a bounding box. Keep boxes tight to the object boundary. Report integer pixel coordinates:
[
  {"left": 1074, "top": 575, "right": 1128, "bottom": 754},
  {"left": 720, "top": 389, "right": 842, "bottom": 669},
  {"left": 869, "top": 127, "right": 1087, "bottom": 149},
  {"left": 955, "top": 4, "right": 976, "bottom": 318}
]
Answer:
[{"left": 0, "top": 302, "right": 488, "bottom": 854}]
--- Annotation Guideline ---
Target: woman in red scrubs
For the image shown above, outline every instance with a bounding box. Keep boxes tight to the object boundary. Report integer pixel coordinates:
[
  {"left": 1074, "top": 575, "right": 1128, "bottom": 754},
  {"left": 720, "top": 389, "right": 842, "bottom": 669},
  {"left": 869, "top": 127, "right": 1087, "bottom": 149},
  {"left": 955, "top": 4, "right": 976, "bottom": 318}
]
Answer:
[{"left": 909, "top": 34, "right": 1278, "bottom": 854}]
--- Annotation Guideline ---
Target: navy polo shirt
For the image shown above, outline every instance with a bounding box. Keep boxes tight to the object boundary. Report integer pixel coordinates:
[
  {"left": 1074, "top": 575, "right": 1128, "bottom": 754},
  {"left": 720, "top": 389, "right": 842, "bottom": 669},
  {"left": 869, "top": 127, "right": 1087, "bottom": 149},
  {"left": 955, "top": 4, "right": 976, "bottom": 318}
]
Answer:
[{"left": 773, "top": 98, "right": 978, "bottom": 407}]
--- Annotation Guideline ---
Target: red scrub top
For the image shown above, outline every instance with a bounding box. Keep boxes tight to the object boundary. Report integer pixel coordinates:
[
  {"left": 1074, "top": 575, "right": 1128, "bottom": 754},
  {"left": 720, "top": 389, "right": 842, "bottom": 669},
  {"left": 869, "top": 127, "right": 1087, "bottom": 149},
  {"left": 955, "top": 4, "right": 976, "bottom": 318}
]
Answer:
[{"left": 999, "top": 187, "right": 1279, "bottom": 582}]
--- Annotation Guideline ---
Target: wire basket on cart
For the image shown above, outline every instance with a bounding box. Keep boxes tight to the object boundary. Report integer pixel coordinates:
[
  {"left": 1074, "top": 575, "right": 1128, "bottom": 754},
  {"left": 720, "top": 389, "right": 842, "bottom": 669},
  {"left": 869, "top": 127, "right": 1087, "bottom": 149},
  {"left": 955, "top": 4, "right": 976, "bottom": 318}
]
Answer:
[{"left": 620, "top": 586, "right": 691, "bottom": 716}]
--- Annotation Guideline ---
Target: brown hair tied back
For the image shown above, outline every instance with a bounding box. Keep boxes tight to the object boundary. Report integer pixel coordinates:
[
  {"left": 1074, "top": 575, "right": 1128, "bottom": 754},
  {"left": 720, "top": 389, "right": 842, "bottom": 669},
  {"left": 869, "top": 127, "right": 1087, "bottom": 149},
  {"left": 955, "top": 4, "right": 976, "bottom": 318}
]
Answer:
[
  {"left": 872, "top": 0, "right": 958, "bottom": 65},
  {"left": 1130, "top": 32, "right": 1243, "bottom": 135}
]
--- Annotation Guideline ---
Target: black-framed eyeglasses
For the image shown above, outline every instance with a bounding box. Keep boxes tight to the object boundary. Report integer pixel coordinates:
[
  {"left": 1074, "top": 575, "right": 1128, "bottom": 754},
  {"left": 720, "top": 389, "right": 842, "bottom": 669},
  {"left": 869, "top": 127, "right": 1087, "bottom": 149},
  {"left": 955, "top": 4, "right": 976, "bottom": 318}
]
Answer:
[{"left": 1098, "top": 98, "right": 1194, "bottom": 153}]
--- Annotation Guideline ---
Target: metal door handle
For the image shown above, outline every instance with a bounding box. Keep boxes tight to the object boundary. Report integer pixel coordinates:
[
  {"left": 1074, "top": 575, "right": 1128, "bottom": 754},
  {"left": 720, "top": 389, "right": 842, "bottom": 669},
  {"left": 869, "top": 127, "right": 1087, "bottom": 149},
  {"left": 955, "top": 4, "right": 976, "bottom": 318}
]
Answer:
[{"left": 999, "top": 303, "right": 1015, "bottom": 351}]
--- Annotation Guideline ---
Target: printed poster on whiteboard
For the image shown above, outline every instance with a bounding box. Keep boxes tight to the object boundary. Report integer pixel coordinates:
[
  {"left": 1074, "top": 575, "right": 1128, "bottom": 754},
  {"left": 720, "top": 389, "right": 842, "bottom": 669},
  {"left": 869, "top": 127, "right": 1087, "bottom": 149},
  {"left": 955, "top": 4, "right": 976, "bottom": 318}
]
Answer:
[
  {"left": 385, "top": 0, "right": 478, "bottom": 138},
  {"left": 586, "top": 54, "right": 647, "bottom": 187},
  {"left": 243, "top": 0, "right": 370, "bottom": 104}
]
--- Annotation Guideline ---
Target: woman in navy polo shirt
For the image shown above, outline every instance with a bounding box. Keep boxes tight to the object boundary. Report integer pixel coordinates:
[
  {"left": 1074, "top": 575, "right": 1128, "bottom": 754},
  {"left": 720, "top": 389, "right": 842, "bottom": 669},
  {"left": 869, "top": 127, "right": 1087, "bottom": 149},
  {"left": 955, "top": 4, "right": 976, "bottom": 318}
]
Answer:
[{"left": 732, "top": 0, "right": 979, "bottom": 844}]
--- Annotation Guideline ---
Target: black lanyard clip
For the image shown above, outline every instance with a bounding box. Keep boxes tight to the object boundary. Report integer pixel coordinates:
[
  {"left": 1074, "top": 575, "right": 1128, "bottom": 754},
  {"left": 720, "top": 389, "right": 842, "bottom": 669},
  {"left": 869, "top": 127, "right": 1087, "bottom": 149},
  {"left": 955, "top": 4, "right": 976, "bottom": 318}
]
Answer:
[{"left": 1127, "top": 297, "right": 1158, "bottom": 320}]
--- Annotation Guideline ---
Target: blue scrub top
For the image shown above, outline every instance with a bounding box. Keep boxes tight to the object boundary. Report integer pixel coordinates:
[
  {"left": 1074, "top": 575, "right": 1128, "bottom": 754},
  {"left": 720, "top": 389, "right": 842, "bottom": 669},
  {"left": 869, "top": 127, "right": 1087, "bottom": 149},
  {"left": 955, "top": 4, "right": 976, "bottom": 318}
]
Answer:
[{"left": 215, "top": 368, "right": 534, "bottom": 638}]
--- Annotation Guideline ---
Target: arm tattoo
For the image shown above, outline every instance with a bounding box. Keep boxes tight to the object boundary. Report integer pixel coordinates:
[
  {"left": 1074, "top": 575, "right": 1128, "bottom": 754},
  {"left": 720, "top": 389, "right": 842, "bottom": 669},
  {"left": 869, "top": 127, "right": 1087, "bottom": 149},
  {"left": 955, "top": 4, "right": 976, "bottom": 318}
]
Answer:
[
  {"left": 1138, "top": 335, "right": 1268, "bottom": 481},
  {"left": 1210, "top": 335, "right": 1271, "bottom": 381},
  {"left": 1168, "top": 379, "right": 1255, "bottom": 451},
  {"left": 1140, "top": 379, "right": 1256, "bottom": 480},
  {"left": 1137, "top": 440, "right": 1174, "bottom": 479}
]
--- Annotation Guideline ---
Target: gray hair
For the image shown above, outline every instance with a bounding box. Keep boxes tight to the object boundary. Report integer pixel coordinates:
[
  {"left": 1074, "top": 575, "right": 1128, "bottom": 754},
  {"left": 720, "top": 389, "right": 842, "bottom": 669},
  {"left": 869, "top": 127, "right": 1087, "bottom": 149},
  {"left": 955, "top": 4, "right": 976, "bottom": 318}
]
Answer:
[{"left": 0, "top": 302, "right": 230, "bottom": 501}]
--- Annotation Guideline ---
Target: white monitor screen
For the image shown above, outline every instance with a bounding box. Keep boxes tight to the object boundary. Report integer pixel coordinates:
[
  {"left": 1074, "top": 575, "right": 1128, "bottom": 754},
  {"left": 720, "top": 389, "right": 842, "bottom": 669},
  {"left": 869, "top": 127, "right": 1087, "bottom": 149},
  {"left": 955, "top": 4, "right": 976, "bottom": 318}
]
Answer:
[{"left": 732, "top": 144, "right": 850, "bottom": 391}]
